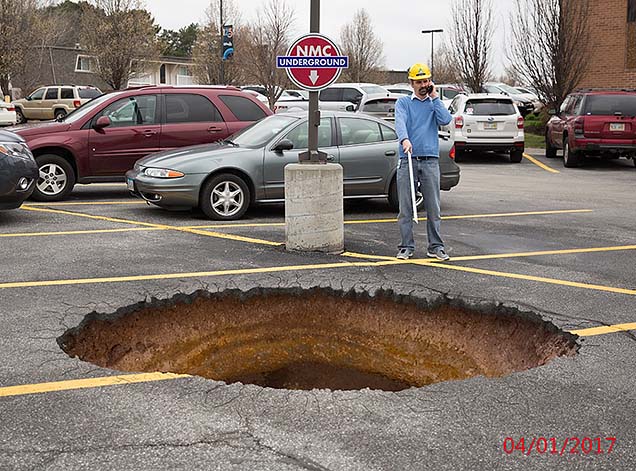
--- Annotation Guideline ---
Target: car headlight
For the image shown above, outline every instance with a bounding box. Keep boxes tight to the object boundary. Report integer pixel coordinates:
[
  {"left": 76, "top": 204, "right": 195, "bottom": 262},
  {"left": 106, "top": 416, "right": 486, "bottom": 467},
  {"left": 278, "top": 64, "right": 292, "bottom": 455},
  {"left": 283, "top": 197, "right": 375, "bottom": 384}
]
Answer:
[
  {"left": 143, "top": 167, "right": 185, "bottom": 178},
  {"left": 0, "top": 141, "right": 35, "bottom": 161}
]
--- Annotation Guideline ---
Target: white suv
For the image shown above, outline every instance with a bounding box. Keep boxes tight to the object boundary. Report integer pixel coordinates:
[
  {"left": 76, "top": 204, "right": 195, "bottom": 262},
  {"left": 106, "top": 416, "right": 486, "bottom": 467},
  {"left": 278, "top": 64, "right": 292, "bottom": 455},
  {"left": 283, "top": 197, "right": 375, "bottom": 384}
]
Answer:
[{"left": 444, "top": 94, "right": 525, "bottom": 163}]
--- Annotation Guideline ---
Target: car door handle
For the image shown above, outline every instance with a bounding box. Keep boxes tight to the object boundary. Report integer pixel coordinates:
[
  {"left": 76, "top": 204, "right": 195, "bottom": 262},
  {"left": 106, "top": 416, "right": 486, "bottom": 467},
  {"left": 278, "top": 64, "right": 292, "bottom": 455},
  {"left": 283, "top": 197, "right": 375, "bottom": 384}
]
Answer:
[
  {"left": 207, "top": 126, "right": 223, "bottom": 133},
  {"left": 143, "top": 130, "right": 157, "bottom": 137},
  {"left": 385, "top": 150, "right": 396, "bottom": 156}
]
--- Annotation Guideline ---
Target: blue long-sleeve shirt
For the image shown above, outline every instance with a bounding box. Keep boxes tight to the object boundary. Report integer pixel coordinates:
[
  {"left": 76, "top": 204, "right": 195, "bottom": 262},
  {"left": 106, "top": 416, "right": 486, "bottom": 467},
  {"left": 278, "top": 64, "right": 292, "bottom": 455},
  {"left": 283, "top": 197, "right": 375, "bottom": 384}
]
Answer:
[{"left": 395, "top": 94, "right": 452, "bottom": 159}]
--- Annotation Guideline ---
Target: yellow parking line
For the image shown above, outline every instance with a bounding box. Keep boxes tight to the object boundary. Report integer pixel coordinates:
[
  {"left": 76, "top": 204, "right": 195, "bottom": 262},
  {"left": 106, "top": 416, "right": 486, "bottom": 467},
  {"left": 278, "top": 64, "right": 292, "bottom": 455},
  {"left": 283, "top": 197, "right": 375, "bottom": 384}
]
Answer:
[
  {"left": 7, "top": 208, "right": 592, "bottom": 239},
  {"left": 0, "top": 259, "right": 402, "bottom": 290},
  {"left": 20, "top": 205, "right": 281, "bottom": 246},
  {"left": 570, "top": 322, "right": 636, "bottom": 337},
  {"left": 0, "top": 372, "right": 189, "bottom": 398},
  {"left": 422, "top": 262, "right": 636, "bottom": 296},
  {"left": 26, "top": 201, "right": 146, "bottom": 206},
  {"left": 344, "top": 244, "right": 636, "bottom": 263},
  {"left": 523, "top": 153, "right": 560, "bottom": 173},
  {"left": 0, "top": 228, "right": 162, "bottom": 238}
]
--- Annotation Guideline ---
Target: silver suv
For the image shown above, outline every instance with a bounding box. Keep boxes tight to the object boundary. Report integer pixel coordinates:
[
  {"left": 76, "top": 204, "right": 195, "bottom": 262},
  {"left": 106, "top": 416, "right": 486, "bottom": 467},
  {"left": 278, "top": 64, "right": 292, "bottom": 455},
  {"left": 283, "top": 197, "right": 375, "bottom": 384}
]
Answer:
[
  {"left": 13, "top": 85, "right": 102, "bottom": 123},
  {"left": 444, "top": 93, "right": 525, "bottom": 163}
]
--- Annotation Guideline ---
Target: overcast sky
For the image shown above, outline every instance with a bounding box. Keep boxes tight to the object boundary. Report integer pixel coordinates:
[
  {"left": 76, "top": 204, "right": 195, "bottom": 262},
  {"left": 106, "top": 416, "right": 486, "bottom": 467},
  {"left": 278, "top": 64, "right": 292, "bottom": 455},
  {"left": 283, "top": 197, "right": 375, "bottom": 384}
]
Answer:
[{"left": 147, "top": 0, "right": 515, "bottom": 75}]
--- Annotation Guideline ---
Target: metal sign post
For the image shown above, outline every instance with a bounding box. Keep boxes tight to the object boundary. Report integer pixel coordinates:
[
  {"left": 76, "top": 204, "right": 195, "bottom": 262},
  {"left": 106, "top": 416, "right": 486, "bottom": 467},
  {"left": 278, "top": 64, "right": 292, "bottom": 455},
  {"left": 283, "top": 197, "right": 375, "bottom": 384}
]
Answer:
[{"left": 276, "top": 0, "right": 348, "bottom": 163}]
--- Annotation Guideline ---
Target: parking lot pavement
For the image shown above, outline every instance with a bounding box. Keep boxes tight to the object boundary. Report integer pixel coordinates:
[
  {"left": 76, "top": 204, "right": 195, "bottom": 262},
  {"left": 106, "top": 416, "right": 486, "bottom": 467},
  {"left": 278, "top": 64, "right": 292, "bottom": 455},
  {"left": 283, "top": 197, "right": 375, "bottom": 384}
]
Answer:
[{"left": 1, "top": 150, "right": 635, "bottom": 470}]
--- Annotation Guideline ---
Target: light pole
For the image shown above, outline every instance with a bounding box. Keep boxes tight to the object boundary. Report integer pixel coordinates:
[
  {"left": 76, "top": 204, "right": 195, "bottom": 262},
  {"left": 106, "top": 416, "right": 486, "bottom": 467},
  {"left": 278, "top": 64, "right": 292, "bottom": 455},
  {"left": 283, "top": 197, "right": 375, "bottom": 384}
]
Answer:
[{"left": 421, "top": 29, "right": 443, "bottom": 76}]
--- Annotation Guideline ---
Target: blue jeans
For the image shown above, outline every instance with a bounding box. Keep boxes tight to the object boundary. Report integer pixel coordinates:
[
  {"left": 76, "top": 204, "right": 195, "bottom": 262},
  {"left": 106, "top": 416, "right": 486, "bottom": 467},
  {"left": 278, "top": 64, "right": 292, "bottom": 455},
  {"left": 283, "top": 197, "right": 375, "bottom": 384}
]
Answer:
[{"left": 397, "top": 158, "right": 444, "bottom": 252}]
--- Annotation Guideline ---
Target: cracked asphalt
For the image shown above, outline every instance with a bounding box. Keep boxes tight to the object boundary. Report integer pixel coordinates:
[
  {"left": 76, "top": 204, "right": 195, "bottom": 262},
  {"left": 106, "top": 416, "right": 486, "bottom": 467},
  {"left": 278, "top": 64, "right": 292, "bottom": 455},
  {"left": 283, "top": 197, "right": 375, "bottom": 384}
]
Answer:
[{"left": 1, "top": 150, "right": 635, "bottom": 470}]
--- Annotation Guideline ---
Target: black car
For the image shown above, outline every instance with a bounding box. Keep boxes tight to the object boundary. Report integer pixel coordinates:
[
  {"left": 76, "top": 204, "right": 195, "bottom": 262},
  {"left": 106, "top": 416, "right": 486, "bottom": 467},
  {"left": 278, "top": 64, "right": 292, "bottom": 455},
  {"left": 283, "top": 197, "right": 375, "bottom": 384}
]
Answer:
[{"left": 0, "top": 129, "right": 39, "bottom": 210}]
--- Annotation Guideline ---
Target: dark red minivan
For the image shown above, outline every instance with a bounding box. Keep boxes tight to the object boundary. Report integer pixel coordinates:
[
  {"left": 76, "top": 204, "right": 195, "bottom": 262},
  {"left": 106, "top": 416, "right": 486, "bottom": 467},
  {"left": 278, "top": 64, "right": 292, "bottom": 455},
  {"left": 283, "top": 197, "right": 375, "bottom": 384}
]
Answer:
[{"left": 12, "top": 85, "right": 273, "bottom": 201}]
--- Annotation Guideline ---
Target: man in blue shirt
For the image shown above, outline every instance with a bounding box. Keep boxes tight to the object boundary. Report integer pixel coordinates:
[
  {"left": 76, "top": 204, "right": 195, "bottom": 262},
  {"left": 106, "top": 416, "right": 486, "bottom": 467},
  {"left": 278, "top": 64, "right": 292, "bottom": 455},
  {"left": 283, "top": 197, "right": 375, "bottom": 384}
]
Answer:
[{"left": 395, "top": 63, "right": 453, "bottom": 261}]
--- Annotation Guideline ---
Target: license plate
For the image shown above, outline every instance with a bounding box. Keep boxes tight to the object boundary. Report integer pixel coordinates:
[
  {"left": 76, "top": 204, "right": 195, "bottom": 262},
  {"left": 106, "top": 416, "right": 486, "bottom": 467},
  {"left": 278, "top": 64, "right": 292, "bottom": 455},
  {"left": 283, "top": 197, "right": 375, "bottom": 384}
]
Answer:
[
  {"left": 609, "top": 123, "right": 625, "bottom": 131},
  {"left": 484, "top": 122, "right": 497, "bottom": 130},
  {"left": 126, "top": 178, "right": 134, "bottom": 191}
]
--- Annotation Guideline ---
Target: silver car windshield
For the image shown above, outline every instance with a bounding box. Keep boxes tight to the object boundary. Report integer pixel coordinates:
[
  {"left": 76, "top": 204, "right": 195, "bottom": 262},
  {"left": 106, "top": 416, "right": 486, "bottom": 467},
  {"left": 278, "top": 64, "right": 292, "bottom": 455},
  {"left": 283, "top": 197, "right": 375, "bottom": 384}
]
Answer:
[
  {"left": 62, "top": 92, "right": 125, "bottom": 124},
  {"left": 230, "top": 115, "right": 299, "bottom": 148}
]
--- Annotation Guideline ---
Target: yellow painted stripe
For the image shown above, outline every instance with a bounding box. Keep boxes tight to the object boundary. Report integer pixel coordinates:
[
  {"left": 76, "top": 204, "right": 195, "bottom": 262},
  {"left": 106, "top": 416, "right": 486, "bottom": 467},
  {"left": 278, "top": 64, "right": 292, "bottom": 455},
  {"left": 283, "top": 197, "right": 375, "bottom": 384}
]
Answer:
[
  {"left": 523, "top": 153, "right": 560, "bottom": 173},
  {"left": 422, "top": 262, "right": 636, "bottom": 296},
  {"left": 571, "top": 322, "right": 636, "bottom": 337},
  {"left": 0, "top": 372, "right": 190, "bottom": 398},
  {"left": 0, "top": 259, "right": 403, "bottom": 290},
  {"left": 343, "top": 244, "right": 636, "bottom": 263},
  {"left": 341, "top": 209, "right": 591, "bottom": 225},
  {"left": 21, "top": 205, "right": 281, "bottom": 246},
  {"left": 26, "top": 201, "right": 146, "bottom": 206},
  {"left": 444, "top": 245, "right": 636, "bottom": 262},
  {"left": 0, "top": 228, "right": 163, "bottom": 238}
]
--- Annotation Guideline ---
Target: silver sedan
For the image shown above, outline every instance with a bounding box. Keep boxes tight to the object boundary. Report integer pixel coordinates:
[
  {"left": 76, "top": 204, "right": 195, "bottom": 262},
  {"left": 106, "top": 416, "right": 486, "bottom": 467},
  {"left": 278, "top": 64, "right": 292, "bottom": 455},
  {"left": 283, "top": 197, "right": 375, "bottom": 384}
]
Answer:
[{"left": 126, "top": 111, "right": 460, "bottom": 220}]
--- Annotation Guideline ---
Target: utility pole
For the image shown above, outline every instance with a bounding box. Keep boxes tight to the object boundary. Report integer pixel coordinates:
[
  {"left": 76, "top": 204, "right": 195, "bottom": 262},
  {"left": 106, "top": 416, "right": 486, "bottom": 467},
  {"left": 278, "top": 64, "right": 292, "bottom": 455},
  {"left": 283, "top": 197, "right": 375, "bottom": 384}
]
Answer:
[
  {"left": 421, "top": 29, "right": 443, "bottom": 75},
  {"left": 220, "top": 0, "right": 224, "bottom": 85}
]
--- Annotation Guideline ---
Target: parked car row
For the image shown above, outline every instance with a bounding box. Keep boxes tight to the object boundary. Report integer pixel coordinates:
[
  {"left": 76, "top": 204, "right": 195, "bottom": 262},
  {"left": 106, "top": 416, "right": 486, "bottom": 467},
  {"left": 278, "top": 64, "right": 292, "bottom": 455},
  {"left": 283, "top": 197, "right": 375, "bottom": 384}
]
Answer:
[
  {"left": 125, "top": 111, "right": 460, "bottom": 220},
  {"left": 10, "top": 85, "right": 272, "bottom": 201}
]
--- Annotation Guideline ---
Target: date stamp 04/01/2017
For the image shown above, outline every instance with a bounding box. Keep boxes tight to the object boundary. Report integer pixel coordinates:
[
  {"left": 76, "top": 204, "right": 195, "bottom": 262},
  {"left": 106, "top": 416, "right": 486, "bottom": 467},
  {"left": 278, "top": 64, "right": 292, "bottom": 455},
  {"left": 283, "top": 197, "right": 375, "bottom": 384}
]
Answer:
[{"left": 503, "top": 437, "right": 616, "bottom": 456}]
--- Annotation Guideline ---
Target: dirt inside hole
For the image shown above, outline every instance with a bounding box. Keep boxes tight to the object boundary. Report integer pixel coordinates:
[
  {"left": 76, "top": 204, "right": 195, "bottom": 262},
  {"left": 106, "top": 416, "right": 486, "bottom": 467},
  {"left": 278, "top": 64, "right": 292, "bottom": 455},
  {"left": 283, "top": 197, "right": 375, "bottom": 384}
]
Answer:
[{"left": 58, "top": 289, "right": 578, "bottom": 391}]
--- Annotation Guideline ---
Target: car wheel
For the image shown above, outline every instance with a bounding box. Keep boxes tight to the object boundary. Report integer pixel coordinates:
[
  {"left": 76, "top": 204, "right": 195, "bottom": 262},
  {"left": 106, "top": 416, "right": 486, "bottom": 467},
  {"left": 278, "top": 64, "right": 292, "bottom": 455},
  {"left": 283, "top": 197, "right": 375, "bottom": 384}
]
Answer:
[
  {"left": 562, "top": 138, "right": 581, "bottom": 168},
  {"left": 510, "top": 149, "right": 523, "bottom": 163},
  {"left": 54, "top": 109, "right": 67, "bottom": 121},
  {"left": 545, "top": 132, "right": 558, "bottom": 158},
  {"left": 200, "top": 173, "right": 250, "bottom": 220},
  {"left": 388, "top": 178, "right": 424, "bottom": 212},
  {"left": 31, "top": 154, "right": 76, "bottom": 201},
  {"left": 15, "top": 108, "right": 26, "bottom": 124}
]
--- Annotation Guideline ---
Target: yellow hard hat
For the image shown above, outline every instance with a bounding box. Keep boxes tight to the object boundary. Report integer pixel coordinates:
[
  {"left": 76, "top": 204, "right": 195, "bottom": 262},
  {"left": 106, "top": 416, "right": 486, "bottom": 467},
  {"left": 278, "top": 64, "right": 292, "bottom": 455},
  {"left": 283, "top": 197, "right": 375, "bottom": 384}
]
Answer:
[{"left": 407, "top": 63, "right": 432, "bottom": 80}]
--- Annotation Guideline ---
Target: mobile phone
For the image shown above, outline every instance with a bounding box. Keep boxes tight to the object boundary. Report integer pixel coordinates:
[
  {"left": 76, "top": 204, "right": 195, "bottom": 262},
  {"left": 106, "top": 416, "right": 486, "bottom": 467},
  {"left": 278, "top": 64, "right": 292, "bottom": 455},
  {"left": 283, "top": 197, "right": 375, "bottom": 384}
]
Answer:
[{"left": 426, "top": 84, "right": 434, "bottom": 95}]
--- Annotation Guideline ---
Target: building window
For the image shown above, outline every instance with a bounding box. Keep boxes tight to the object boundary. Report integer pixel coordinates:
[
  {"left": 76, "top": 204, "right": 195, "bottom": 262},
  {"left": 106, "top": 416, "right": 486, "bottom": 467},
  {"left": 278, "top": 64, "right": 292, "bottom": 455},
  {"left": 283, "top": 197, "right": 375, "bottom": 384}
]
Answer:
[
  {"left": 159, "top": 64, "right": 166, "bottom": 84},
  {"left": 629, "top": 0, "right": 636, "bottom": 68},
  {"left": 75, "top": 55, "right": 93, "bottom": 72},
  {"left": 176, "top": 65, "right": 194, "bottom": 85}
]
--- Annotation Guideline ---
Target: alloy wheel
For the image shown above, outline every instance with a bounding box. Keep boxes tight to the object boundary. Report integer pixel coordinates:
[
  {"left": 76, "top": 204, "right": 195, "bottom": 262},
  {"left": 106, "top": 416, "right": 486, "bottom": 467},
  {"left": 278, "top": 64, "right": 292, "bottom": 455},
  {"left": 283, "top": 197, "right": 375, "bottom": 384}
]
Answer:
[
  {"left": 210, "top": 180, "right": 244, "bottom": 217},
  {"left": 37, "top": 163, "right": 68, "bottom": 196}
]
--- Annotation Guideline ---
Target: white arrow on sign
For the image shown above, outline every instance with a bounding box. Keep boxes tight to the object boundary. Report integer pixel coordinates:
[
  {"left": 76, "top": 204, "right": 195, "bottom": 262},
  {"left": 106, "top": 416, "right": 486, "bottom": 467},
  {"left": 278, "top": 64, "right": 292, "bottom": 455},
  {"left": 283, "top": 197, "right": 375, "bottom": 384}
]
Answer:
[{"left": 309, "top": 70, "right": 319, "bottom": 85}]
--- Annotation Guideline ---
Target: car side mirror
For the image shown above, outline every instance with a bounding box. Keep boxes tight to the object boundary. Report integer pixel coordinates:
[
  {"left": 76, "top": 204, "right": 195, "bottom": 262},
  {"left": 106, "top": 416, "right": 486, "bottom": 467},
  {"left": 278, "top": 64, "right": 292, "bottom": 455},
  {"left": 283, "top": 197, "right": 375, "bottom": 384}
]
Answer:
[
  {"left": 94, "top": 116, "right": 111, "bottom": 129},
  {"left": 273, "top": 139, "right": 294, "bottom": 152},
  {"left": 345, "top": 104, "right": 355, "bottom": 112},
  {"left": 26, "top": 96, "right": 32, "bottom": 101}
]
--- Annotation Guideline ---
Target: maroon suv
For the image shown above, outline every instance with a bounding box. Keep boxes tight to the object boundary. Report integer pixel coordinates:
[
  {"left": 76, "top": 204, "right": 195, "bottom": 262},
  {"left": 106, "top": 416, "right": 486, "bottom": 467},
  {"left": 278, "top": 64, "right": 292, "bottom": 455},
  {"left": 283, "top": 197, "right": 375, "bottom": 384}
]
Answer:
[
  {"left": 546, "top": 90, "right": 636, "bottom": 167},
  {"left": 12, "top": 85, "right": 272, "bottom": 201}
]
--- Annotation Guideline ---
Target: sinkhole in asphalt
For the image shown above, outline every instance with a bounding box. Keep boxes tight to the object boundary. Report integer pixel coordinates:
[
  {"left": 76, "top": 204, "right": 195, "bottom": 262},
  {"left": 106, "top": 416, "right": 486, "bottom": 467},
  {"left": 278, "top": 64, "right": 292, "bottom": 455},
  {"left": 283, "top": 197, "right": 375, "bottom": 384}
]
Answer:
[{"left": 58, "top": 288, "right": 577, "bottom": 391}]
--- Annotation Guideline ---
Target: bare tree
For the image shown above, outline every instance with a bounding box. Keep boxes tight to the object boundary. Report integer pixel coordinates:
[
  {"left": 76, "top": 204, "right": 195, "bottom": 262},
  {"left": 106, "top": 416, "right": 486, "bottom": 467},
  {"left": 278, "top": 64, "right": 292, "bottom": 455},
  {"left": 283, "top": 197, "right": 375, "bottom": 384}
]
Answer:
[
  {"left": 80, "top": 0, "right": 160, "bottom": 89},
  {"left": 0, "top": 0, "right": 64, "bottom": 96},
  {"left": 448, "top": 0, "right": 494, "bottom": 92},
  {"left": 238, "top": 0, "right": 295, "bottom": 108},
  {"left": 508, "top": 0, "right": 590, "bottom": 111},
  {"left": 431, "top": 43, "right": 462, "bottom": 85},
  {"left": 339, "top": 9, "right": 385, "bottom": 83},
  {"left": 192, "top": 0, "right": 245, "bottom": 85}
]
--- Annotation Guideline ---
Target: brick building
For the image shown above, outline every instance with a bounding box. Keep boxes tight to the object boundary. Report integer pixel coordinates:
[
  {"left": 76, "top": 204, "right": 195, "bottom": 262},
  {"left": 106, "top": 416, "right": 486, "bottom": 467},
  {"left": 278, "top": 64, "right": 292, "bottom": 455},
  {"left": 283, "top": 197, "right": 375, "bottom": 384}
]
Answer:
[{"left": 578, "top": 0, "right": 636, "bottom": 88}]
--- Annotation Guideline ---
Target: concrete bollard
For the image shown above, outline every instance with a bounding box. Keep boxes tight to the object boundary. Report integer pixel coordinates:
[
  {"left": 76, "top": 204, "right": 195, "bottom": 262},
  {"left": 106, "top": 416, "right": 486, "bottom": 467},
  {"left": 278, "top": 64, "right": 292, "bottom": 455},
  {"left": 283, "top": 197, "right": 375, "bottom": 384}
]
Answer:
[{"left": 285, "top": 163, "right": 344, "bottom": 254}]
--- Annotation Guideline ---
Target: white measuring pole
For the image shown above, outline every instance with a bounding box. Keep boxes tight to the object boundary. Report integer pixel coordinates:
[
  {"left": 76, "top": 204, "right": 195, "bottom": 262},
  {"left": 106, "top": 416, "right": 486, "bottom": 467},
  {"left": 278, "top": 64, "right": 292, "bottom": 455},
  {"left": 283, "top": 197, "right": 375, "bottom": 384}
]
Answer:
[{"left": 406, "top": 150, "right": 418, "bottom": 224}]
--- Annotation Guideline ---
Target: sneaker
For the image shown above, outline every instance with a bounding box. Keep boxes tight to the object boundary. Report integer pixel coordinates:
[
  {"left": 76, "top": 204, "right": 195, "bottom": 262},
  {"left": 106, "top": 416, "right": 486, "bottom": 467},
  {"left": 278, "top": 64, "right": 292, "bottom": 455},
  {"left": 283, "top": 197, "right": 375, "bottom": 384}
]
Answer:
[
  {"left": 396, "top": 248, "right": 414, "bottom": 260},
  {"left": 427, "top": 248, "right": 450, "bottom": 261}
]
